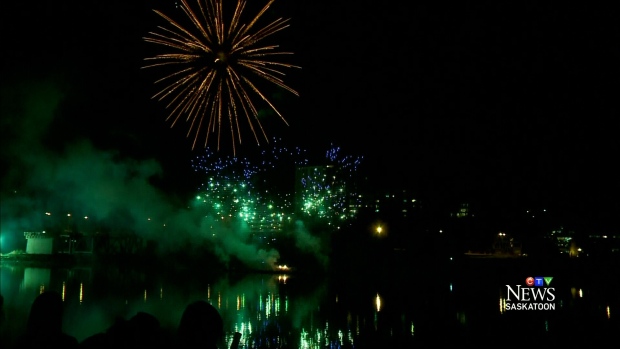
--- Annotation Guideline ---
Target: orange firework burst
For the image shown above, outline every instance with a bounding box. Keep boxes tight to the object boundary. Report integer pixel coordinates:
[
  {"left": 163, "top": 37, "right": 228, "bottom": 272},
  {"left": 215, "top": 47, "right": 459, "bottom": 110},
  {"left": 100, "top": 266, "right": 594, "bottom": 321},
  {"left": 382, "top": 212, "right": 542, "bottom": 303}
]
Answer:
[{"left": 142, "top": 0, "right": 299, "bottom": 155}]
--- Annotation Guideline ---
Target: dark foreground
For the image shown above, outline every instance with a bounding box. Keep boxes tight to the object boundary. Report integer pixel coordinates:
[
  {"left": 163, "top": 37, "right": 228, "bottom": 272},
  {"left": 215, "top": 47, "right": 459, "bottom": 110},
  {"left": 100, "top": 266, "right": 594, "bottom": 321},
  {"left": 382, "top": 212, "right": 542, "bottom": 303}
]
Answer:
[{"left": 1, "top": 252, "right": 619, "bottom": 349}]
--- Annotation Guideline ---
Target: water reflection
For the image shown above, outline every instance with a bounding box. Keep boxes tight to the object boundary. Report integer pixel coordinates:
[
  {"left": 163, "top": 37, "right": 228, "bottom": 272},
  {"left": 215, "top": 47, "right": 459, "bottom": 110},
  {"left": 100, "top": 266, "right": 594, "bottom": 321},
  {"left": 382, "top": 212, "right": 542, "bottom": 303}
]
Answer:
[
  {"left": 1, "top": 262, "right": 619, "bottom": 349},
  {"left": 1, "top": 265, "right": 331, "bottom": 348}
]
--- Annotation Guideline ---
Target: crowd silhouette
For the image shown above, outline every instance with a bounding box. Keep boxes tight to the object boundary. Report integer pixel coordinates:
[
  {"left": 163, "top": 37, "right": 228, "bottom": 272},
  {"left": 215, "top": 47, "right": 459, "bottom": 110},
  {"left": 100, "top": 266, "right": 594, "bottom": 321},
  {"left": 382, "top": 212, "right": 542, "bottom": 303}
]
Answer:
[{"left": 3, "top": 290, "right": 235, "bottom": 349}]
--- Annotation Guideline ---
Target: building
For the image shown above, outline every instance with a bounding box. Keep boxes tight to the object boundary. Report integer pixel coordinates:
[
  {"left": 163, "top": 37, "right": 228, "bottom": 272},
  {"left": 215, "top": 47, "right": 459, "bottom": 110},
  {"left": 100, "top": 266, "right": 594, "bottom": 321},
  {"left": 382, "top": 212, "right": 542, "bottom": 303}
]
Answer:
[{"left": 24, "top": 231, "right": 80, "bottom": 254}]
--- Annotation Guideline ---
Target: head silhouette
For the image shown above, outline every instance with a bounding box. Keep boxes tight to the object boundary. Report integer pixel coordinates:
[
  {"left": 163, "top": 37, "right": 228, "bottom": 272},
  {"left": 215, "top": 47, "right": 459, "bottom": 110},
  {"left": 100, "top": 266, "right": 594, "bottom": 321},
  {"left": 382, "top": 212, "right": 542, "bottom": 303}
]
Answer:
[
  {"left": 177, "top": 300, "right": 224, "bottom": 349},
  {"left": 27, "top": 290, "right": 65, "bottom": 335},
  {"left": 17, "top": 290, "right": 78, "bottom": 348},
  {"left": 127, "top": 311, "right": 167, "bottom": 348}
]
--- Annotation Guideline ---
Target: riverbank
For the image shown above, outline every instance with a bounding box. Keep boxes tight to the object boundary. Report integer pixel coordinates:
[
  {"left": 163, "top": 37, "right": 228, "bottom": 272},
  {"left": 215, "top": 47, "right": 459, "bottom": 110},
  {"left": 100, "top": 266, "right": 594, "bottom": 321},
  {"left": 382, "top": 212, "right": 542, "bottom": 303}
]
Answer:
[{"left": 0, "top": 252, "right": 93, "bottom": 268}]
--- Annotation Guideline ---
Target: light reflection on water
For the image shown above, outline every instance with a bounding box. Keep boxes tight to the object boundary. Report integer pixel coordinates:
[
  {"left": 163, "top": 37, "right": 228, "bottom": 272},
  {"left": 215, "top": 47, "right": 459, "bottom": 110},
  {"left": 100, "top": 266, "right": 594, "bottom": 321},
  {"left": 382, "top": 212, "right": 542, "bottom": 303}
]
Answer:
[{"left": 1, "top": 261, "right": 618, "bottom": 349}]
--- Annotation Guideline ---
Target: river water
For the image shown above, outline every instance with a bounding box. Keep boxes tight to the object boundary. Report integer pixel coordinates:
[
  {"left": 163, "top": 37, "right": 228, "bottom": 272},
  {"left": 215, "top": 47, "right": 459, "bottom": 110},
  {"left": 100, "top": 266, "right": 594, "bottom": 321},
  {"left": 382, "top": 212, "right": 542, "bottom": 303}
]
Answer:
[{"left": 1, "top": 255, "right": 618, "bottom": 348}]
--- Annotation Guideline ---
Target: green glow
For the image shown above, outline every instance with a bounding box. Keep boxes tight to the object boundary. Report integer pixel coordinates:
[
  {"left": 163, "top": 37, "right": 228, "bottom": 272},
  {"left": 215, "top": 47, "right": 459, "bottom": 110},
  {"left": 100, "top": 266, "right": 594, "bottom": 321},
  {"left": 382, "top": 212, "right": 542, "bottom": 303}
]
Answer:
[{"left": 194, "top": 160, "right": 360, "bottom": 237}]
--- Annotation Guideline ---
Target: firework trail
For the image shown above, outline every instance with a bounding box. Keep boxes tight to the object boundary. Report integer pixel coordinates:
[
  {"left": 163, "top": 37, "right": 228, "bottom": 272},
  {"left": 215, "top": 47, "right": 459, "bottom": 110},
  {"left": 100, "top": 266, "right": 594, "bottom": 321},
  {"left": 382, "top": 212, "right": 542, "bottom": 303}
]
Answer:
[{"left": 143, "top": 0, "right": 300, "bottom": 155}]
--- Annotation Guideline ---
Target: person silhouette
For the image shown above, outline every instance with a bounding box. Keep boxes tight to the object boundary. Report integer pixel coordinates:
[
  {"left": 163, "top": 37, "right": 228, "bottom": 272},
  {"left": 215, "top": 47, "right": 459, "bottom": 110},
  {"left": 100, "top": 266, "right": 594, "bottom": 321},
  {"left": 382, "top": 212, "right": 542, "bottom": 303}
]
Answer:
[
  {"left": 176, "top": 300, "right": 224, "bottom": 349},
  {"left": 124, "top": 311, "right": 170, "bottom": 348},
  {"left": 0, "top": 293, "right": 5, "bottom": 327},
  {"left": 79, "top": 311, "right": 171, "bottom": 349},
  {"left": 14, "top": 290, "right": 78, "bottom": 349},
  {"left": 0, "top": 293, "right": 6, "bottom": 346}
]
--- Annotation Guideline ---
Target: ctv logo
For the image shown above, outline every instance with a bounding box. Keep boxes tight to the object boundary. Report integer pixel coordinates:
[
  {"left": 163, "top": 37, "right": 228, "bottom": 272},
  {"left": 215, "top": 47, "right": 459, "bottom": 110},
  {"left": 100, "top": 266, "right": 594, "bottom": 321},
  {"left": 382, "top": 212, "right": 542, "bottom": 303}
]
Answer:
[{"left": 504, "top": 276, "right": 556, "bottom": 311}]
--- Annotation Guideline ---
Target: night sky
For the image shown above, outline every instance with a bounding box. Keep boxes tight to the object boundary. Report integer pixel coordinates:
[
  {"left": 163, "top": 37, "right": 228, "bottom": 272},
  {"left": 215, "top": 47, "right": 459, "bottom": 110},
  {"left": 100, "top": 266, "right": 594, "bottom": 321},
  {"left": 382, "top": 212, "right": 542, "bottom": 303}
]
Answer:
[{"left": 1, "top": 0, "right": 619, "bottom": 239}]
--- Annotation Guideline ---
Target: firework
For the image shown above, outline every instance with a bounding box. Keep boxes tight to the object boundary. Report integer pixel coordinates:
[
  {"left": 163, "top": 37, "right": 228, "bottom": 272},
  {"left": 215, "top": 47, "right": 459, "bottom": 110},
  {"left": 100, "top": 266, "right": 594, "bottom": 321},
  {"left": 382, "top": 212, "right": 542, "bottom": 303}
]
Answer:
[{"left": 143, "top": 0, "right": 300, "bottom": 155}]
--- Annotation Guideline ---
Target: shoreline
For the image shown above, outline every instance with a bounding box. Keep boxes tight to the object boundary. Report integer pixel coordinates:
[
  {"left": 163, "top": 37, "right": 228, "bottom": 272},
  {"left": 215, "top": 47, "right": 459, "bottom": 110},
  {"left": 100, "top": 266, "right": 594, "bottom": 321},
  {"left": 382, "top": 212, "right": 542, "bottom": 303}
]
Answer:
[{"left": 2, "top": 250, "right": 618, "bottom": 272}]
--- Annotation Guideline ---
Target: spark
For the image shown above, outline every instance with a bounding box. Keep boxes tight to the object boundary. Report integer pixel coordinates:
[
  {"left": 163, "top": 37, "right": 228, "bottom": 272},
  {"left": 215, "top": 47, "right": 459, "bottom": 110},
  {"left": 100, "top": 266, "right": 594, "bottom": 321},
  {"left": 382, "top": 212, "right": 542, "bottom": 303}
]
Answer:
[{"left": 143, "top": 0, "right": 300, "bottom": 155}]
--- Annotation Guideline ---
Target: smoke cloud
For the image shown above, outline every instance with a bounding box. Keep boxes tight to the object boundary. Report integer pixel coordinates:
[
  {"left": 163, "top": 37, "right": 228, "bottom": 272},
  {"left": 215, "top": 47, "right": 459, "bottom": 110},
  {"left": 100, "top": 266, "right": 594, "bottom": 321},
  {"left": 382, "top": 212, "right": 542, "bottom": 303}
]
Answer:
[{"left": 0, "top": 76, "right": 320, "bottom": 271}]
